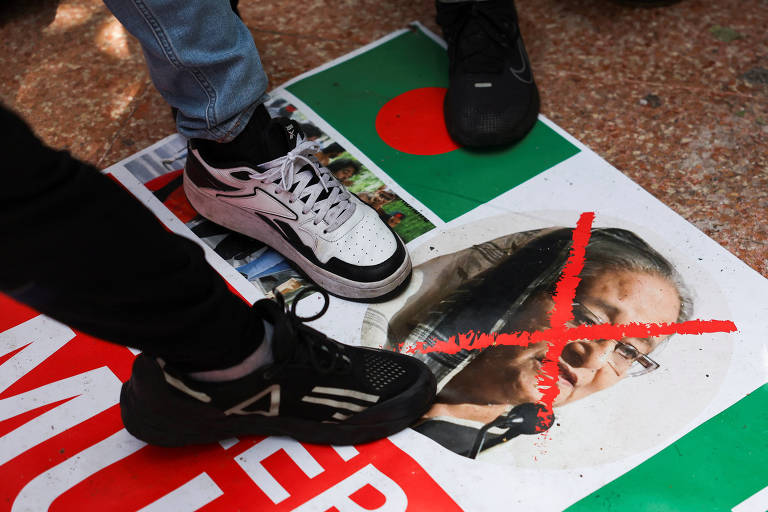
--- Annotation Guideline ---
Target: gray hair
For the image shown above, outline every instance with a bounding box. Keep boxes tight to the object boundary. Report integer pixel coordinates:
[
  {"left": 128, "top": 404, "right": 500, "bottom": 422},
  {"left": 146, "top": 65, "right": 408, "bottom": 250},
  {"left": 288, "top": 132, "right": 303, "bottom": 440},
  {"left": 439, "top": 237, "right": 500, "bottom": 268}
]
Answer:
[{"left": 579, "top": 228, "right": 693, "bottom": 323}]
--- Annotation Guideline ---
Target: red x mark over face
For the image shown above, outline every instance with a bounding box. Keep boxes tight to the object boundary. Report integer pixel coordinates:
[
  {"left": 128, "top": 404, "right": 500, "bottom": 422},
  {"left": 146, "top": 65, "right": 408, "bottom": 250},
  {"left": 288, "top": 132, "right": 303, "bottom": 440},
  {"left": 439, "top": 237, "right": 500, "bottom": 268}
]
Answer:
[{"left": 406, "top": 212, "right": 738, "bottom": 427}]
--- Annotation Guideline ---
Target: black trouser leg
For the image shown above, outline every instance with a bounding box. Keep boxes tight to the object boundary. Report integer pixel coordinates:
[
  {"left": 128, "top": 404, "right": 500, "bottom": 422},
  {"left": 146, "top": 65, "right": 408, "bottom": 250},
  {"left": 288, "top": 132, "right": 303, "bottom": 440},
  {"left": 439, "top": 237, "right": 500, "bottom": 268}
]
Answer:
[{"left": 0, "top": 104, "right": 262, "bottom": 372}]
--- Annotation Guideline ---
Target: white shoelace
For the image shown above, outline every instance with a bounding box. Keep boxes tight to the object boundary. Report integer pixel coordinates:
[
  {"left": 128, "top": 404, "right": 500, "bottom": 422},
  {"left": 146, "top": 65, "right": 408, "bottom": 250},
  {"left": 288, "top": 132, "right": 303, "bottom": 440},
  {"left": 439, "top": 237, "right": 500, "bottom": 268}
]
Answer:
[{"left": 255, "top": 139, "right": 356, "bottom": 233}]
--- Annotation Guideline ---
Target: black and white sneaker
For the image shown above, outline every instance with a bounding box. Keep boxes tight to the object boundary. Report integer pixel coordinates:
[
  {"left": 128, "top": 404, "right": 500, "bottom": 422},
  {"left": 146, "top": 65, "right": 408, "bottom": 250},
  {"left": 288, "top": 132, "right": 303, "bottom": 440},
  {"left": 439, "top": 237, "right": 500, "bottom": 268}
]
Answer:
[
  {"left": 120, "top": 290, "right": 436, "bottom": 446},
  {"left": 183, "top": 116, "right": 411, "bottom": 301},
  {"left": 437, "top": 0, "right": 539, "bottom": 147}
]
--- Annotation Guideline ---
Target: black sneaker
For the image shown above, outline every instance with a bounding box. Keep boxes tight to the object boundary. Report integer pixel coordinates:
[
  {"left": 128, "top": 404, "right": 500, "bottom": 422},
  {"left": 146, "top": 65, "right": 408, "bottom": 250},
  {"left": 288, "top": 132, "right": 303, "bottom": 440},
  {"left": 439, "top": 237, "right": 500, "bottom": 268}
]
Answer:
[
  {"left": 184, "top": 108, "right": 412, "bottom": 301},
  {"left": 120, "top": 290, "right": 436, "bottom": 446},
  {"left": 436, "top": 0, "right": 539, "bottom": 147}
]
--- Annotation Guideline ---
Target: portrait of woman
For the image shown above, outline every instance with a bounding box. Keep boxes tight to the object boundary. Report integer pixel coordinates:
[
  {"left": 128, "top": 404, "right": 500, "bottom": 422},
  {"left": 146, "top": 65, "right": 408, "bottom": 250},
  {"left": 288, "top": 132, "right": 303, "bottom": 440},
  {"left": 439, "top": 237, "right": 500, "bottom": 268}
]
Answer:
[{"left": 363, "top": 223, "right": 701, "bottom": 459}]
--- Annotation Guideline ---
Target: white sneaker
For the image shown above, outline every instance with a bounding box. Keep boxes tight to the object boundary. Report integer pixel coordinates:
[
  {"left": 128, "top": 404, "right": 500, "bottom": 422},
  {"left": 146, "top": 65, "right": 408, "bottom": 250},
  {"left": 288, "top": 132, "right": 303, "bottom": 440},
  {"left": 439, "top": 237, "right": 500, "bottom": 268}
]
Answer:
[{"left": 183, "top": 118, "right": 411, "bottom": 300}]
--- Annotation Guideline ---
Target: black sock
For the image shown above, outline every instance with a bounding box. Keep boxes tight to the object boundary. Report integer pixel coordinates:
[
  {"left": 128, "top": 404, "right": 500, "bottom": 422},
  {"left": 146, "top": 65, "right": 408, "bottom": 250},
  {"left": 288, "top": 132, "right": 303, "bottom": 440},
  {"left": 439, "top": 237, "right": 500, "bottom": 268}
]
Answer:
[{"left": 190, "top": 104, "right": 290, "bottom": 167}]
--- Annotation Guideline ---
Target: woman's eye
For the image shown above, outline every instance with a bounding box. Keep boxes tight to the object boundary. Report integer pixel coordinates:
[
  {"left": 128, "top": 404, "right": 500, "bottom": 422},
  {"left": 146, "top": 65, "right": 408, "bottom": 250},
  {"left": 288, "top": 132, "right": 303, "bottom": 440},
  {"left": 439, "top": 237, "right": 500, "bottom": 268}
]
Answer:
[
  {"left": 574, "top": 312, "right": 596, "bottom": 325},
  {"left": 616, "top": 344, "right": 639, "bottom": 359}
]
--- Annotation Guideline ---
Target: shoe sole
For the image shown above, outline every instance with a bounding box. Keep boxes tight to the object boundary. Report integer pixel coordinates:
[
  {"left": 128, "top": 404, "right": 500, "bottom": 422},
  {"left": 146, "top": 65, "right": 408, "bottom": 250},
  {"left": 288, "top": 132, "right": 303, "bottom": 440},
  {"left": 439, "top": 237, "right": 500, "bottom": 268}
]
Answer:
[
  {"left": 183, "top": 175, "right": 412, "bottom": 301},
  {"left": 120, "top": 355, "right": 437, "bottom": 447},
  {"left": 446, "top": 85, "right": 541, "bottom": 148}
]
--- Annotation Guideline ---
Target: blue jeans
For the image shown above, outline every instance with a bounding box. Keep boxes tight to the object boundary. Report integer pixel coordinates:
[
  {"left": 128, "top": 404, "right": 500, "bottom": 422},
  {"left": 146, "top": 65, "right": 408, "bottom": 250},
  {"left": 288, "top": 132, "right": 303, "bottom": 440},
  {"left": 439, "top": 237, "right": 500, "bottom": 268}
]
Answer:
[{"left": 103, "top": 0, "right": 269, "bottom": 142}]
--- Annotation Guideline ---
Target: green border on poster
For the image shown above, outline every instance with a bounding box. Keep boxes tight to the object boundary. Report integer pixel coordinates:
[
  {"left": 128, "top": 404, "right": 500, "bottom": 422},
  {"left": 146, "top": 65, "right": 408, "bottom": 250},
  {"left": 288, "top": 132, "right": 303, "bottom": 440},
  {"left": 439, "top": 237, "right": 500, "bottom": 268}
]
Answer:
[{"left": 568, "top": 384, "right": 768, "bottom": 512}]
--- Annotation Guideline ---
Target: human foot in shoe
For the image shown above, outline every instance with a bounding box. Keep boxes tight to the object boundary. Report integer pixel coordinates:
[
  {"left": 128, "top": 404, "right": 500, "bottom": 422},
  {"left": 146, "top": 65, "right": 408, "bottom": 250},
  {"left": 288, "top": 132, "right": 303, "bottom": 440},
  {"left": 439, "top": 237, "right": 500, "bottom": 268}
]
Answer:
[
  {"left": 120, "top": 289, "right": 437, "bottom": 446},
  {"left": 436, "top": 0, "right": 539, "bottom": 147},
  {"left": 183, "top": 106, "right": 412, "bottom": 301}
]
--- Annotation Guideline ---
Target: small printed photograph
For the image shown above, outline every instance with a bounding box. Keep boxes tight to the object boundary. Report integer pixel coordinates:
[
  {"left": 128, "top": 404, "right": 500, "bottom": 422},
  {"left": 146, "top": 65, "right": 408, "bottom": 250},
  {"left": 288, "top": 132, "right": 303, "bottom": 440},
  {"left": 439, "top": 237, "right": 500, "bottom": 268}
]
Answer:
[
  {"left": 123, "top": 135, "right": 188, "bottom": 182},
  {"left": 362, "top": 213, "right": 733, "bottom": 467}
]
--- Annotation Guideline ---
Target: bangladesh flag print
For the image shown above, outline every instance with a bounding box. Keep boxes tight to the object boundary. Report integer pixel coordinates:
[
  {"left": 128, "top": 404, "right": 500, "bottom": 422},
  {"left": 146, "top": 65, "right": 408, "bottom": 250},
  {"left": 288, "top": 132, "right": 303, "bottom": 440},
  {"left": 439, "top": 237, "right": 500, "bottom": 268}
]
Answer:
[{"left": 279, "top": 26, "right": 579, "bottom": 222}]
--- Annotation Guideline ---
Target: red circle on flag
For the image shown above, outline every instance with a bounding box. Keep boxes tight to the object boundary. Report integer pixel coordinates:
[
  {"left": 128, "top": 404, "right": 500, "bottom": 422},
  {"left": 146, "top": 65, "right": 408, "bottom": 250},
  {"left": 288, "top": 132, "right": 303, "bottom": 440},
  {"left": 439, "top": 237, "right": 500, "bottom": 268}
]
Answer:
[{"left": 375, "top": 87, "right": 460, "bottom": 155}]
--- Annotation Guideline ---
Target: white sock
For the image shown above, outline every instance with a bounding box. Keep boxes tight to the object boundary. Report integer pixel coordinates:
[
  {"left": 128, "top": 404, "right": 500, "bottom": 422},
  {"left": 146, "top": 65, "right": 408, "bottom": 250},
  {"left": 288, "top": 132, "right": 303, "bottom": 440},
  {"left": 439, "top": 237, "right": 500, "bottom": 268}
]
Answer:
[{"left": 188, "top": 320, "right": 274, "bottom": 382}]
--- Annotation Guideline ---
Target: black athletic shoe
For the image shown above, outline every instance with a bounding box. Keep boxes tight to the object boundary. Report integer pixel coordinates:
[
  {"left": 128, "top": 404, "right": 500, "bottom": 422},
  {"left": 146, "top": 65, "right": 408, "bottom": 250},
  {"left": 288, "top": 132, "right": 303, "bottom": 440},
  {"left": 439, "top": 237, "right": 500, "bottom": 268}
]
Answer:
[
  {"left": 120, "top": 290, "right": 436, "bottom": 446},
  {"left": 436, "top": 0, "right": 539, "bottom": 147}
]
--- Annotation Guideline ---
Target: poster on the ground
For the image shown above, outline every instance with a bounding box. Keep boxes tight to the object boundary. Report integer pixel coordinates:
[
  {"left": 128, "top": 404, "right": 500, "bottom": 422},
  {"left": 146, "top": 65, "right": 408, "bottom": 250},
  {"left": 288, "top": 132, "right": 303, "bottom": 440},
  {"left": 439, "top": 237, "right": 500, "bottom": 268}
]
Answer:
[{"left": 1, "top": 24, "right": 766, "bottom": 512}]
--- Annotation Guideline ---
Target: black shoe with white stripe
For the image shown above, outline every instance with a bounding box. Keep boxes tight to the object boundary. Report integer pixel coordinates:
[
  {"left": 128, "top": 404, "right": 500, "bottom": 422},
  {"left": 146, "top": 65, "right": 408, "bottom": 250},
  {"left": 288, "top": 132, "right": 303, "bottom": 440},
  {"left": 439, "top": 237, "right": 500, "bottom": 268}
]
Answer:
[
  {"left": 183, "top": 114, "right": 411, "bottom": 301},
  {"left": 437, "top": 0, "right": 539, "bottom": 147},
  {"left": 120, "top": 291, "right": 436, "bottom": 446}
]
